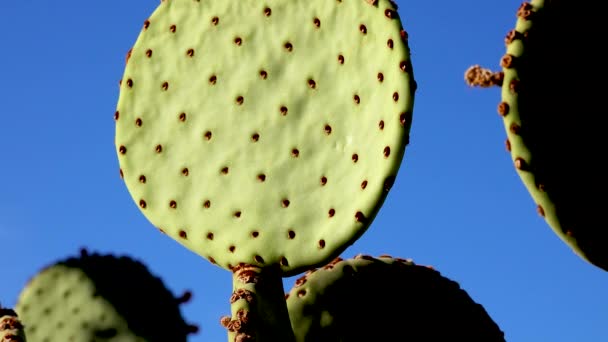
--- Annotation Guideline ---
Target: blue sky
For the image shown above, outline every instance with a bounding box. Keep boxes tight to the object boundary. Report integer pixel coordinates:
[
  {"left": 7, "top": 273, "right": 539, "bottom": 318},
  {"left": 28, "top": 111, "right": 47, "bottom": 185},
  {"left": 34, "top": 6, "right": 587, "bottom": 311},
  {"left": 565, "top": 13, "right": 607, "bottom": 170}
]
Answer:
[{"left": 1, "top": 1, "right": 606, "bottom": 341}]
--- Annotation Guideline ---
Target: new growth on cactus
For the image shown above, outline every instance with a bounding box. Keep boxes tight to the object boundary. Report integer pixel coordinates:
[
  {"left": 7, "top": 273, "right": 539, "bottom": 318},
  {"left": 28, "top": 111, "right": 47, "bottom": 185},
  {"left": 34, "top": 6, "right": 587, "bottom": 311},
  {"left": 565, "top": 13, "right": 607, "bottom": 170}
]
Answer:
[
  {"left": 0, "top": 306, "right": 26, "bottom": 342},
  {"left": 15, "top": 249, "right": 197, "bottom": 342},
  {"left": 286, "top": 254, "right": 505, "bottom": 342},
  {"left": 465, "top": 0, "right": 607, "bottom": 271},
  {"left": 115, "top": 0, "right": 415, "bottom": 340}
]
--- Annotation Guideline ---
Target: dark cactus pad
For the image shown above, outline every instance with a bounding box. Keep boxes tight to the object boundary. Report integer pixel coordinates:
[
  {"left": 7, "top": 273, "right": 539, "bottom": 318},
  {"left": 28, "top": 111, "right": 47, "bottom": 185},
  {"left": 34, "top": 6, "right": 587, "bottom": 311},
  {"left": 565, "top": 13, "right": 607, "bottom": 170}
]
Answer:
[
  {"left": 498, "top": 0, "right": 607, "bottom": 271},
  {"left": 286, "top": 255, "right": 505, "bottom": 341}
]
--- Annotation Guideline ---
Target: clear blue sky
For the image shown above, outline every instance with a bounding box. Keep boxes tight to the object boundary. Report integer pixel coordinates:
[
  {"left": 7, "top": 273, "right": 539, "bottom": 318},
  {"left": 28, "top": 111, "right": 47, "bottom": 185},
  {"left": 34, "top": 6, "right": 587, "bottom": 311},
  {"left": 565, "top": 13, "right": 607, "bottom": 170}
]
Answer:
[{"left": 1, "top": 1, "right": 606, "bottom": 341}]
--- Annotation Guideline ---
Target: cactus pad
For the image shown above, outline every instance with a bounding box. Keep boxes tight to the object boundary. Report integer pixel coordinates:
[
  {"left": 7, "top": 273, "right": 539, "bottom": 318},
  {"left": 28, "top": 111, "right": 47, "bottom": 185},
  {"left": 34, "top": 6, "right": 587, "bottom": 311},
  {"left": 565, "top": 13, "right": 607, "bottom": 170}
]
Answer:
[
  {"left": 1, "top": 307, "right": 26, "bottom": 342},
  {"left": 496, "top": 0, "right": 607, "bottom": 270},
  {"left": 15, "top": 250, "right": 197, "bottom": 342},
  {"left": 286, "top": 254, "right": 505, "bottom": 341},
  {"left": 115, "top": 0, "right": 415, "bottom": 275}
]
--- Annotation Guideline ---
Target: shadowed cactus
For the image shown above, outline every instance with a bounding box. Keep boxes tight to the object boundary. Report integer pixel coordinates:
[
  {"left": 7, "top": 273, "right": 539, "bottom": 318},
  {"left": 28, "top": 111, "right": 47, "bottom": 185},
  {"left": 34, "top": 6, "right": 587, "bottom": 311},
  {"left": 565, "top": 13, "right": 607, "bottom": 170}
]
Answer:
[
  {"left": 1, "top": 307, "right": 26, "bottom": 342},
  {"left": 286, "top": 254, "right": 506, "bottom": 341},
  {"left": 465, "top": 0, "right": 607, "bottom": 271},
  {"left": 115, "top": 0, "right": 415, "bottom": 340},
  {"left": 15, "top": 249, "right": 197, "bottom": 342}
]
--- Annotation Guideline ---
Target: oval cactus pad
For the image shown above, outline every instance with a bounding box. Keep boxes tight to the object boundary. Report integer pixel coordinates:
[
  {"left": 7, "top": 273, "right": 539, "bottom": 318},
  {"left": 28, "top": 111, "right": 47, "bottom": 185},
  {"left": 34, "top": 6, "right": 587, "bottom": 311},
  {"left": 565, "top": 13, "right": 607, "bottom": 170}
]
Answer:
[
  {"left": 115, "top": 0, "right": 415, "bottom": 275},
  {"left": 15, "top": 250, "right": 196, "bottom": 342}
]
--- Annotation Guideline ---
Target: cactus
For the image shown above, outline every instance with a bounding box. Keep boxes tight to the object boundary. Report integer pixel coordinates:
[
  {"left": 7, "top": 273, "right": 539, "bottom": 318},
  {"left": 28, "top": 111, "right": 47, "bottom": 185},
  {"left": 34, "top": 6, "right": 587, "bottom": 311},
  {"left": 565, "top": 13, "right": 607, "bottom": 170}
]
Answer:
[
  {"left": 0, "top": 306, "right": 26, "bottom": 342},
  {"left": 114, "top": 0, "right": 414, "bottom": 340},
  {"left": 286, "top": 254, "right": 505, "bottom": 341},
  {"left": 465, "top": 0, "right": 607, "bottom": 271},
  {"left": 115, "top": 0, "right": 414, "bottom": 275},
  {"left": 14, "top": 249, "right": 197, "bottom": 342}
]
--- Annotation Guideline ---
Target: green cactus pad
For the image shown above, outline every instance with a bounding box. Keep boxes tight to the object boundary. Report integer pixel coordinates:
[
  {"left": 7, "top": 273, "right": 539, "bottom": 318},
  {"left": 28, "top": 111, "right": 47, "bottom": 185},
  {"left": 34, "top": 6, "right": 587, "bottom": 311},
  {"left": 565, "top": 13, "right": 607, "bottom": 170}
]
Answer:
[
  {"left": 498, "top": 0, "right": 607, "bottom": 270},
  {"left": 15, "top": 250, "right": 197, "bottom": 342},
  {"left": 286, "top": 254, "right": 505, "bottom": 341},
  {"left": 1, "top": 307, "right": 26, "bottom": 342},
  {"left": 115, "top": 0, "right": 415, "bottom": 275}
]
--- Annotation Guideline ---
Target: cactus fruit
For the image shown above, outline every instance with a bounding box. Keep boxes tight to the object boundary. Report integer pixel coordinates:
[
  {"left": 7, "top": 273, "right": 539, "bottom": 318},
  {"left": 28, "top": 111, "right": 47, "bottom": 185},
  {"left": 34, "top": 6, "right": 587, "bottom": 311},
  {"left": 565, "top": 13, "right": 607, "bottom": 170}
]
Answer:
[
  {"left": 465, "top": 0, "right": 607, "bottom": 271},
  {"left": 15, "top": 249, "right": 198, "bottom": 342},
  {"left": 0, "top": 306, "right": 26, "bottom": 342},
  {"left": 286, "top": 254, "right": 506, "bottom": 341},
  {"left": 114, "top": 0, "right": 415, "bottom": 276}
]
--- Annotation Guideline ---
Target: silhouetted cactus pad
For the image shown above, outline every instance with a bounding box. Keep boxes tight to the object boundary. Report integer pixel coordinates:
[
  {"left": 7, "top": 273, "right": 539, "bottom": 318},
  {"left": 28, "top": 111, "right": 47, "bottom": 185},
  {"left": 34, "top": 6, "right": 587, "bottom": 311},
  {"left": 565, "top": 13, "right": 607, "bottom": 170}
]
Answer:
[
  {"left": 15, "top": 250, "right": 196, "bottom": 342},
  {"left": 499, "top": 0, "right": 607, "bottom": 270},
  {"left": 115, "top": 0, "right": 415, "bottom": 275},
  {"left": 286, "top": 255, "right": 505, "bottom": 341}
]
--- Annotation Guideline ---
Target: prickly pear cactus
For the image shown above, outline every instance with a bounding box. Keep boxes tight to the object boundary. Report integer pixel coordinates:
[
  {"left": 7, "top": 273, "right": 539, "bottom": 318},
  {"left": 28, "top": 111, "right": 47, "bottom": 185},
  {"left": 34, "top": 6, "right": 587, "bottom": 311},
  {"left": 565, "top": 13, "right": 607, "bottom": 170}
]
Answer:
[
  {"left": 115, "top": 0, "right": 415, "bottom": 276},
  {"left": 465, "top": 0, "right": 607, "bottom": 271},
  {"left": 286, "top": 254, "right": 506, "bottom": 341},
  {"left": 15, "top": 249, "right": 197, "bottom": 342},
  {"left": 1, "top": 307, "right": 26, "bottom": 342}
]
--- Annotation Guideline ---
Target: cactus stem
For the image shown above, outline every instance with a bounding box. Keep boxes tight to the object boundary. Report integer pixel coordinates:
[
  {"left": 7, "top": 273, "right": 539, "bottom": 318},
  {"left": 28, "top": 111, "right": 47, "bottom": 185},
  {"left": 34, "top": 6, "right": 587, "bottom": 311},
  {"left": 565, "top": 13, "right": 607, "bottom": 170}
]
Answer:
[{"left": 222, "top": 264, "right": 295, "bottom": 342}]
